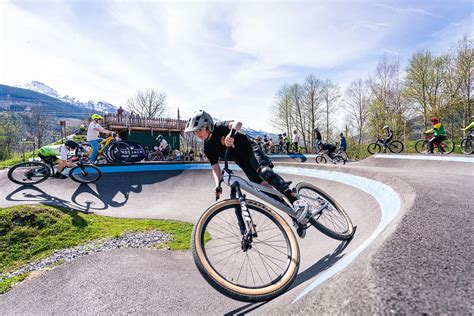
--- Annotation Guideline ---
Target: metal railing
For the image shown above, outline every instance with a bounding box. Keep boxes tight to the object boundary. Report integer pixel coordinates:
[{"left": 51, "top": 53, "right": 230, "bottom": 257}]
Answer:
[{"left": 103, "top": 114, "right": 187, "bottom": 130}]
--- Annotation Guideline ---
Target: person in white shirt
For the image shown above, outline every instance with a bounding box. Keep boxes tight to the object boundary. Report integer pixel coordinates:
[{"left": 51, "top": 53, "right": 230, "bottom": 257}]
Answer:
[
  {"left": 292, "top": 130, "right": 301, "bottom": 153},
  {"left": 87, "top": 114, "right": 112, "bottom": 163}
]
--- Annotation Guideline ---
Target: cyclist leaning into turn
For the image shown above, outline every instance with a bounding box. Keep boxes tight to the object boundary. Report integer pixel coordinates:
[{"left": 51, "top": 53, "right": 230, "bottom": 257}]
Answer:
[
  {"left": 37, "top": 140, "right": 79, "bottom": 179},
  {"left": 184, "top": 110, "right": 311, "bottom": 238},
  {"left": 425, "top": 117, "right": 447, "bottom": 154}
]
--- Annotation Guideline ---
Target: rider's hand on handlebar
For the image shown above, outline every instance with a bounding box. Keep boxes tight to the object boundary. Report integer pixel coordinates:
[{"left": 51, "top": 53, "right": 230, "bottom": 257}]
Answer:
[
  {"left": 224, "top": 134, "right": 235, "bottom": 147},
  {"left": 214, "top": 186, "right": 223, "bottom": 200}
]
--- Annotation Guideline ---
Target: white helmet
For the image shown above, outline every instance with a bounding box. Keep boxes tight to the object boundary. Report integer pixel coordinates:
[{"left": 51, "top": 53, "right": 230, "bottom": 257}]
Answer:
[
  {"left": 383, "top": 125, "right": 390, "bottom": 129},
  {"left": 185, "top": 110, "right": 214, "bottom": 133}
]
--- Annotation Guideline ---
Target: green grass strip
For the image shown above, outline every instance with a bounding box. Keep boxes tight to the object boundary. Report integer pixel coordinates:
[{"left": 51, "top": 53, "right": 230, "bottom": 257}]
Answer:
[{"left": 0, "top": 204, "right": 194, "bottom": 275}]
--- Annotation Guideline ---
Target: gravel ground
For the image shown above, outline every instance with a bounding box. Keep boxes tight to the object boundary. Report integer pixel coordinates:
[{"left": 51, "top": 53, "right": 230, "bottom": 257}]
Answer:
[{"left": 1, "top": 231, "right": 170, "bottom": 282}]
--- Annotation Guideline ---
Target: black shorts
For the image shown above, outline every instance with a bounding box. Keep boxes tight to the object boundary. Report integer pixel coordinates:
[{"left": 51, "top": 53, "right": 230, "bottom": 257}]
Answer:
[
  {"left": 38, "top": 153, "right": 58, "bottom": 165},
  {"left": 235, "top": 143, "right": 273, "bottom": 184}
]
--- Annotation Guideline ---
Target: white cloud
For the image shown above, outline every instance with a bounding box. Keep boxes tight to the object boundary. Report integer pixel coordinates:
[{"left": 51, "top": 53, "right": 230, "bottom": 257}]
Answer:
[{"left": 0, "top": 0, "right": 471, "bottom": 133}]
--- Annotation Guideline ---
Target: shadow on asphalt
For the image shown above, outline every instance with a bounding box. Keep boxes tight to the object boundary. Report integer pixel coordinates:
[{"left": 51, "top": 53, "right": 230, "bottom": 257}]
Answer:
[
  {"left": 5, "top": 169, "right": 185, "bottom": 213},
  {"left": 290, "top": 236, "right": 353, "bottom": 289},
  {"left": 222, "top": 227, "right": 356, "bottom": 315}
]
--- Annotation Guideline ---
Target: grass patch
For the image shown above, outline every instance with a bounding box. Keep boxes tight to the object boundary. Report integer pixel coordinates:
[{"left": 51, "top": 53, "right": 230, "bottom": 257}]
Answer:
[
  {"left": 0, "top": 272, "right": 29, "bottom": 294},
  {"left": 0, "top": 204, "right": 194, "bottom": 275}
]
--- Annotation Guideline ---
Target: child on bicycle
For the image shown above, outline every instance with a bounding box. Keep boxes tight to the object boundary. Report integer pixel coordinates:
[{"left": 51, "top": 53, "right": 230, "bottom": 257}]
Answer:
[
  {"left": 87, "top": 114, "right": 113, "bottom": 163},
  {"left": 37, "top": 140, "right": 79, "bottom": 179},
  {"left": 425, "top": 117, "right": 447, "bottom": 154},
  {"left": 381, "top": 125, "right": 393, "bottom": 152},
  {"left": 185, "top": 110, "right": 310, "bottom": 237}
]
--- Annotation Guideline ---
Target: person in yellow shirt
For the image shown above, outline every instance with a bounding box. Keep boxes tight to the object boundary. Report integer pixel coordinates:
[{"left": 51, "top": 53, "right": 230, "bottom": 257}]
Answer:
[{"left": 461, "top": 117, "right": 474, "bottom": 154}]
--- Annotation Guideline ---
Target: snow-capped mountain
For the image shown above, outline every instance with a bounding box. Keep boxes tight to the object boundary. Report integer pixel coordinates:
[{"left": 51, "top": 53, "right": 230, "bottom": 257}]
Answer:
[{"left": 18, "top": 81, "right": 116, "bottom": 114}]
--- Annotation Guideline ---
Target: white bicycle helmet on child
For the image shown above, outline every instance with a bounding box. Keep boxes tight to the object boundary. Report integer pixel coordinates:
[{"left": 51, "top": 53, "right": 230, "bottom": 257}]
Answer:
[{"left": 185, "top": 110, "right": 214, "bottom": 133}]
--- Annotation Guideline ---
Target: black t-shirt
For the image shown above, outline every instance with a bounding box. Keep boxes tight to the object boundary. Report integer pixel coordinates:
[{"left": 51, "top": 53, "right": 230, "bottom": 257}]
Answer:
[
  {"left": 204, "top": 121, "right": 253, "bottom": 165},
  {"left": 314, "top": 130, "right": 322, "bottom": 140}
]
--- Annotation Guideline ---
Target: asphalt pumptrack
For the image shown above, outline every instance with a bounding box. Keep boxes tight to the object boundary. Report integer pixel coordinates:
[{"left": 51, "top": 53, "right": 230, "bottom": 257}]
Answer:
[{"left": 0, "top": 153, "right": 472, "bottom": 314}]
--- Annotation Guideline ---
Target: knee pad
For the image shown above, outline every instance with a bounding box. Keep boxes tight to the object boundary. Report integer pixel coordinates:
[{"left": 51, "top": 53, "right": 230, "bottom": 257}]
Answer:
[{"left": 259, "top": 166, "right": 290, "bottom": 194}]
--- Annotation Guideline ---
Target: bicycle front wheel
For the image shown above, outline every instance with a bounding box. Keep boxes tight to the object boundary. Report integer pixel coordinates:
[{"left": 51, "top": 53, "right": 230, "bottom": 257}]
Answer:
[
  {"left": 192, "top": 199, "right": 300, "bottom": 302},
  {"left": 460, "top": 138, "right": 473, "bottom": 154},
  {"left": 389, "top": 140, "right": 404, "bottom": 153},
  {"left": 69, "top": 164, "right": 102, "bottom": 183},
  {"left": 367, "top": 143, "right": 381, "bottom": 155},
  {"left": 315, "top": 155, "right": 327, "bottom": 164},
  {"left": 109, "top": 142, "right": 132, "bottom": 163},
  {"left": 296, "top": 183, "right": 354, "bottom": 240},
  {"left": 8, "top": 161, "right": 51, "bottom": 185},
  {"left": 414, "top": 140, "right": 428, "bottom": 153}
]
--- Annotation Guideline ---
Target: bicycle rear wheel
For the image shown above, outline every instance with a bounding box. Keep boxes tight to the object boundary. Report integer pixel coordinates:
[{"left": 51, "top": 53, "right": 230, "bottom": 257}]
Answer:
[
  {"left": 296, "top": 183, "right": 354, "bottom": 240},
  {"left": 109, "top": 142, "right": 132, "bottom": 163},
  {"left": 192, "top": 199, "right": 299, "bottom": 302},
  {"left": 69, "top": 164, "right": 102, "bottom": 183},
  {"left": 367, "top": 143, "right": 381, "bottom": 155},
  {"left": 414, "top": 140, "right": 428, "bottom": 153},
  {"left": 389, "top": 140, "right": 404, "bottom": 153},
  {"left": 8, "top": 161, "right": 51, "bottom": 185},
  {"left": 439, "top": 139, "right": 455, "bottom": 154},
  {"left": 460, "top": 138, "right": 473, "bottom": 154},
  {"left": 332, "top": 155, "right": 346, "bottom": 165}
]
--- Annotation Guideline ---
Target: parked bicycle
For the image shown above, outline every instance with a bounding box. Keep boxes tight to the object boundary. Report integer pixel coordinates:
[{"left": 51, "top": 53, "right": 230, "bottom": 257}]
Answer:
[
  {"left": 8, "top": 146, "right": 102, "bottom": 185},
  {"left": 82, "top": 133, "right": 132, "bottom": 164},
  {"left": 367, "top": 138, "right": 404, "bottom": 154},
  {"left": 192, "top": 146, "right": 354, "bottom": 302},
  {"left": 414, "top": 133, "right": 455, "bottom": 154},
  {"left": 460, "top": 133, "right": 473, "bottom": 154}
]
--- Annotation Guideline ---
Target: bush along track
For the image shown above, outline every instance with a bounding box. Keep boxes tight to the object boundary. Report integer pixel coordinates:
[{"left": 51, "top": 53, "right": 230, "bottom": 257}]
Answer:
[{"left": 0, "top": 204, "right": 194, "bottom": 294}]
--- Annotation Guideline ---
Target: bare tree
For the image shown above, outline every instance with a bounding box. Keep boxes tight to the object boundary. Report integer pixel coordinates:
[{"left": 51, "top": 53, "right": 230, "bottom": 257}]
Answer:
[
  {"left": 127, "top": 89, "right": 167, "bottom": 119},
  {"left": 271, "top": 85, "right": 293, "bottom": 135},
  {"left": 455, "top": 35, "right": 473, "bottom": 129},
  {"left": 22, "top": 105, "right": 54, "bottom": 148},
  {"left": 345, "top": 79, "right": 370, "bottom": 144},
  {"left": 302, "top": 75, "right": 323, "bottom": 149},
  {"left": 321, "top": 79, "right": 341, "bottom": 141},
  {"left": 289, "top": 83, "right": 308, "bottom": 149}
]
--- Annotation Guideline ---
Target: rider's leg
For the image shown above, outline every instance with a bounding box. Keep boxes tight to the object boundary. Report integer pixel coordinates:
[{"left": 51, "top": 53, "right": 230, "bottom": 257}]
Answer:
[{"left": 89, "top": 139, "right": 100, "bottom": 163}]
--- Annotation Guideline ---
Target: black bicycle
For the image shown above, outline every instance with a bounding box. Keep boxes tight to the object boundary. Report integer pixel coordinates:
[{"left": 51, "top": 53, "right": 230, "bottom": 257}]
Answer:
[
  {"left": 192, "top": 135, "right": 354, "bottom": 302},
  {"left": 460, "top": 133, "right": 473, "bottom": 154},
  {"left": 8, "top": 146, "right": 102, "bottom": 185},
  {"left": 367, "top": 138, "right": 404, "bottom": 154}
]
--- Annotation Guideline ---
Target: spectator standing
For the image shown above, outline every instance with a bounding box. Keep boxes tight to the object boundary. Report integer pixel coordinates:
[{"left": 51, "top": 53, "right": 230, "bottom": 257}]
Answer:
[
  {"left": 292, "top": 130, "right": 300, "bottom": 153},
  {"left": 339, "top": 133, "right": 347, "bottom": 152},
  {"left": 313, "top": 128, "right": 322, "bottom": 152},
  {"left": 117, "top": 106, "right": 124, "bottom": 123}
]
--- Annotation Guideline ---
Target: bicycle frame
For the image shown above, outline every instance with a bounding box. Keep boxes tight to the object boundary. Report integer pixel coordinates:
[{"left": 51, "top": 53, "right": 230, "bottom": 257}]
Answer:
[{"left": 223, "top": 171, "right": 295, "bottom": 218}]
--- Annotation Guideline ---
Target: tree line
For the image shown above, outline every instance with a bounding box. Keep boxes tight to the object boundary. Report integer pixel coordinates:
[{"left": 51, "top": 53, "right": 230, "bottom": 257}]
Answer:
[{"left": 271, "top": 35, "right": 473, "bottom": 152}]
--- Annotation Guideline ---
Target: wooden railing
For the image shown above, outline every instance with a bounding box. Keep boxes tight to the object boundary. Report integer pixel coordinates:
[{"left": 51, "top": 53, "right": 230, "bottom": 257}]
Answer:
[{"left": 104, "top": 114, "right": 187, "bottom": 130}]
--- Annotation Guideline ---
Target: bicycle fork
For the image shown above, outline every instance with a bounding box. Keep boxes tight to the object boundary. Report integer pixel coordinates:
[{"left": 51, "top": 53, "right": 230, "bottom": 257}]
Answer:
[{"left": 231, "top": 182, "right": 257, "bottom": 252}]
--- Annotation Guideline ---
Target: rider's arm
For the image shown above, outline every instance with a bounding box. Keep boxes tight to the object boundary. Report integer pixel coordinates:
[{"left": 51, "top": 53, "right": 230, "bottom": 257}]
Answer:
[
  {"left": 224, "top": 121, "right": 241, "bottom": 147},
  {"left": 424, "top": 128, "right": 434, "bottom": 134},
  {"left": 462, "top": 122, "right": 474, "bottom": 131},
  {"left": 211, "top": 163, "right": 223, "bottom": 197}
]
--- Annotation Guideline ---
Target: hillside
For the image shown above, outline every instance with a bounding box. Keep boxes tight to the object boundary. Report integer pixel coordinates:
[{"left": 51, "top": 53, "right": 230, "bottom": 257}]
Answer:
[{"left": 0, "top": 84, "right": 91, "bottom": 119}]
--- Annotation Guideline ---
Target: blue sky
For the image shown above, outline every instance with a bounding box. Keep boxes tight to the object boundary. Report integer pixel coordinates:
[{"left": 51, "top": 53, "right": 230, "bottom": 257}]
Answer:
[{"left": 0, "top": 0, "right": 472, "bottom": 132}]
